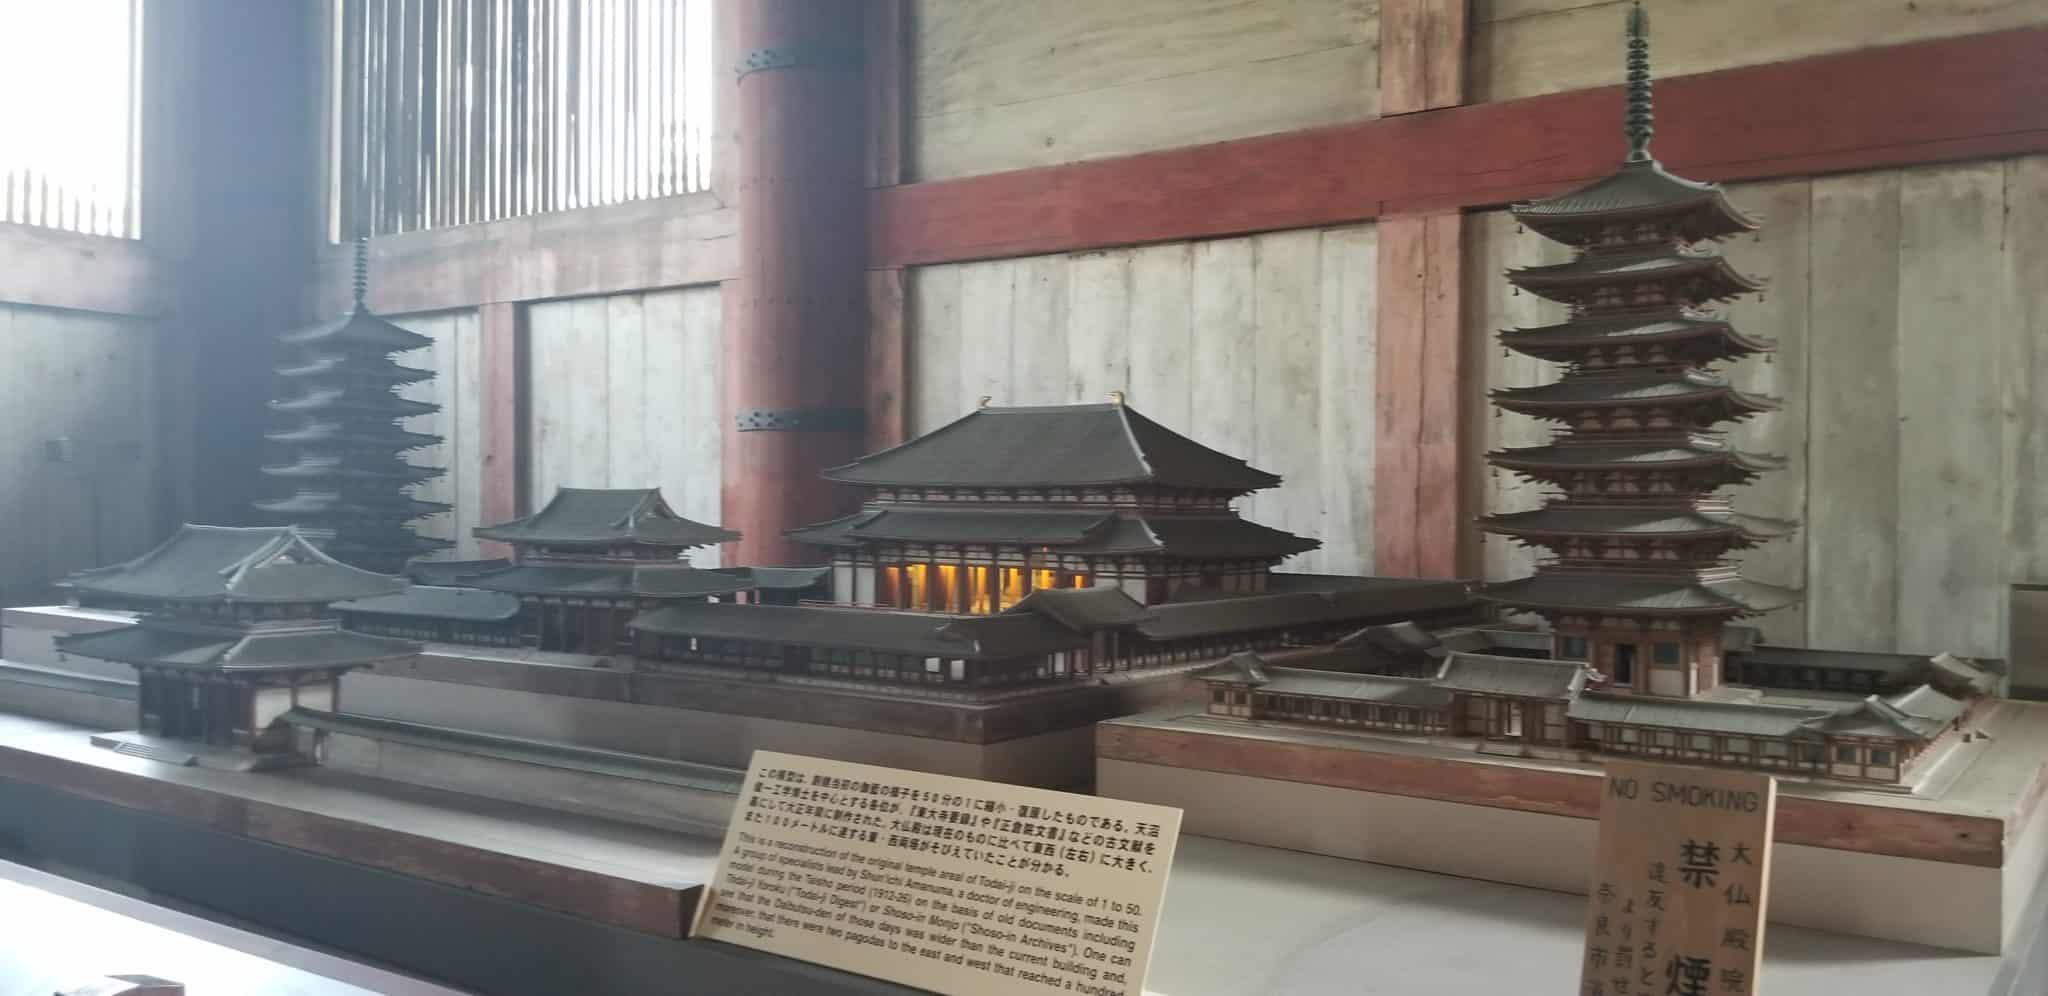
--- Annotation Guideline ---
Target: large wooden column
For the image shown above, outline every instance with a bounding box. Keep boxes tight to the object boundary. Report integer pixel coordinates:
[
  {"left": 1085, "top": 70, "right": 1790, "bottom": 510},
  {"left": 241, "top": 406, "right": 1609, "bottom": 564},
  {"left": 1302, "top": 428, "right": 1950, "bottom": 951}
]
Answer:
[
  {"left": 723, "top": 0, "right": 871, "bottom": 566},
  {"left": 1372, "top": 0, "right": 1471, "bottom": 579}
]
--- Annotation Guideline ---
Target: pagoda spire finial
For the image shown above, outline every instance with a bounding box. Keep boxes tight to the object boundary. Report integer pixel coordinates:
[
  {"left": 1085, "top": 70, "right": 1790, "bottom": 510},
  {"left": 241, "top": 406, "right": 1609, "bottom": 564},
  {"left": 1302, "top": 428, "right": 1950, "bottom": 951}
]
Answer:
[
  {"left": 351, "top": 234, "right": 369, "bottom": 307},
  {"left": 1624, "top": 1, "right": 1654, "bottom": 163}
]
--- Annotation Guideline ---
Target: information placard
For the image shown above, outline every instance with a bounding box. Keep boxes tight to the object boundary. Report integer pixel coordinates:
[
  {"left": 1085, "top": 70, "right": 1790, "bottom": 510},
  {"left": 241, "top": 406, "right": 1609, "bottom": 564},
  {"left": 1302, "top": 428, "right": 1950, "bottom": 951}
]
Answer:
[
  {"left": 1580, "top": 760, "right": 1775, "bottom": 996},
  {"left": 696, "top": 751, "right": 1182, "bottom": 996}
]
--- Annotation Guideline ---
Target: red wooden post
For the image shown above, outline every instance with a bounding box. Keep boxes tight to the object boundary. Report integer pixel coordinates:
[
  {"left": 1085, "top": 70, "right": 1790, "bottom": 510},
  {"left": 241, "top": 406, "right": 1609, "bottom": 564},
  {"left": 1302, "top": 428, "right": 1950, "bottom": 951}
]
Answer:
[{"left": 724, "top": 0, "right": 871, "bottom": 566}]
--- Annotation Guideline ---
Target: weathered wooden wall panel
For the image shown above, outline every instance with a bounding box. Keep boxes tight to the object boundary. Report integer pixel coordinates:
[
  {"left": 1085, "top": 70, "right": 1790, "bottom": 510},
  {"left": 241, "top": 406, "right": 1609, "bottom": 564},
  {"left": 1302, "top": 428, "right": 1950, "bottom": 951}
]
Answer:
[
  {"left": 1473, "top": 0, "right": 2048, "bottom": 102},
  {"left": 911, "top": 0, "right": 1379, "bottom": 180},
  {"left": 394, "top": 309, "right": 485, "bottom": 560},
  {"left": 905, "top": 225, "right": 1378, "bottom": 575},
  {"left": 527, "top": 286, "right": 725, "bottom": 566},
  {"left": 1467, "top": 157, "right": 2048, "bottom": 659},
  {"left": 0, "top": 306, "right": 164, "bottom": 602}
]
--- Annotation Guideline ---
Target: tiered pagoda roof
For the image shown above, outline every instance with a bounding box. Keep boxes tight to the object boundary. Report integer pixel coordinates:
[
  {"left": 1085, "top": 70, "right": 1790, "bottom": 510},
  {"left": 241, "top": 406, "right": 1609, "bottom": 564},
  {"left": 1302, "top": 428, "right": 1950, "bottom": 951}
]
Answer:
[
  {"left": 1478, "top": 3, "right": 1797, "bottom": 631},
  {"left": 256, "top": 242, "right": 449, "bottom": 573}
]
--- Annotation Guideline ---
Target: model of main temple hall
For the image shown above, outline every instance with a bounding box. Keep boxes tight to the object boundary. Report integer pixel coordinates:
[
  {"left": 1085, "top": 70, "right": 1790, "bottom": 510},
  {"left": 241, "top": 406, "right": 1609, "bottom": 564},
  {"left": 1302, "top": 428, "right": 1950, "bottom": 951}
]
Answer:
[{"left": 1197, "top": 6, "right": 2002, "bottom": 786}]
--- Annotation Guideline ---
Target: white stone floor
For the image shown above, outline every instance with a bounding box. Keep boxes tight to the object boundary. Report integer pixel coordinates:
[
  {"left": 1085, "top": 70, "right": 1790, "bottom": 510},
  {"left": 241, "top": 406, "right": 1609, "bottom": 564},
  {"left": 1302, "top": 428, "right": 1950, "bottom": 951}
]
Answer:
[{"left": 0, "top": 861, "right": 467, "bottom": 996}]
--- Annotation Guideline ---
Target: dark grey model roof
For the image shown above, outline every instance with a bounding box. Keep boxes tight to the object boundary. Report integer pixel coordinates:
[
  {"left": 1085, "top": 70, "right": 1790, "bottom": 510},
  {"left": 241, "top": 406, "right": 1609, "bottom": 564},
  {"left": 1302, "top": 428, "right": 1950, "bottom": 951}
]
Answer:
[
  {"left": 334, "top": 585, "right": 524, "bottom": 622},
  {"left": 1480, "top": 574, "right": 1798, "bottom": 616},
  {"left": 1492, "top": 371, "right": 1776, "bottom": 412},
  {"left": 277, "top": 304, "right": 436, "bottom": 352},
  {"left": 404, "top": 558, "right": 513, "bottom": 586},
  {"left": 629, "top": 602, "right": 1088, "bottom": 660},
  {"left": 474, "top": 489, "right": 739, "bottom": 548},
  {"left": 713, "top": 565, "right": 835, "bottom": 591},
  {"left": 820, "top": 403, "right": 1282, "bottom": 492},
  {"left": 1002, "top": 586, "right": 1153, "bottom": 631},
  {"left": 1480, "top": 507, "right": 1794, "bottom": 540},
  {"left": 62, "top": 525, "right": 403, "bottom": 604},
  {"left": 464, "top": 563, "right": 751, "bottom": 599},
  {"left": 1139, "top": 581, "right": 1474, "bottom": 640},
  {"left": 59, "top": 625, "right": 418, "bottom": 673},
  {"left": 789, "top": 507, "right": 1318, "bottom": 561},
  {"left": 1512, "top": 160, "right": 1759, "bottom": 241},
  {"left": 1568, "top": 694, "right": 1829, "bottom": 739},
  {"left": 1434, "top": 653, "right": 1588, "bottom": 700},
  {"left": 1732, "top": 645, "right": 1923, "bottom": 678}
]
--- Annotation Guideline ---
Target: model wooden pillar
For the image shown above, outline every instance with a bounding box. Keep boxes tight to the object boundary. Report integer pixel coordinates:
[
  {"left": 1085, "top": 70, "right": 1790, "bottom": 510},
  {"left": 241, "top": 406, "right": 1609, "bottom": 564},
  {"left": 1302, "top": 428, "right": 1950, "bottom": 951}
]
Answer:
[{"left": 725, "top": 0, "right": 870, "bottom": 566}]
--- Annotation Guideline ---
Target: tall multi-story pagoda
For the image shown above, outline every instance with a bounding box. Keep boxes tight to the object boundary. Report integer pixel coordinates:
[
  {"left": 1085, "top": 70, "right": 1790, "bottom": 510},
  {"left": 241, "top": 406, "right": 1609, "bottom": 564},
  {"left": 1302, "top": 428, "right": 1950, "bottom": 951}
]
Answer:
[
  {"left": 1479, "top": 3, "right": 1797, "bottom": 698},
  {"left": 255, "top": 239, "right": 449, "bottom": 573}
]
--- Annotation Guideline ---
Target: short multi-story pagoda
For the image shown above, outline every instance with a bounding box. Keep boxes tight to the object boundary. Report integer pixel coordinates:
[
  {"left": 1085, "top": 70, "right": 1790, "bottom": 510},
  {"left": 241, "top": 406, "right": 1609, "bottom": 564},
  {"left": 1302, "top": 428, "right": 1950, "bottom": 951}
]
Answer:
[
  {"left": 55, "top": 525, "right": 418, "bottom": 769},
  {"left": 1478, "top": 2, "right": 1798, "bottom": 696},
  {"left": 255, "top": 239, "right": 449, "bottom": 573}
]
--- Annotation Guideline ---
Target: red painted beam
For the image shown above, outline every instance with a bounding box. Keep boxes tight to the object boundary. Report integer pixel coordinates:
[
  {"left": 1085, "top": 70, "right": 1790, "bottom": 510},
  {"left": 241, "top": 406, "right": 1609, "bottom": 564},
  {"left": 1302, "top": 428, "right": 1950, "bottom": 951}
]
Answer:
[{"left": 872, "top": 27, "right": 2048, "bottom": 267}]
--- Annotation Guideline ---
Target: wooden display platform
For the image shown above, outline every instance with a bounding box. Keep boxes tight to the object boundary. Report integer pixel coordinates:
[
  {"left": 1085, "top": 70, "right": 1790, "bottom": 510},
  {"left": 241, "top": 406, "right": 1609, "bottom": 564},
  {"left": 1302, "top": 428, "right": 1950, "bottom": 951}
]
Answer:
[
  {"left": 1097, "top": 701, "right": 2048, "bottom": 954},
  {"left": 0, "top": 716, "right": 716, "bottom": 939}
]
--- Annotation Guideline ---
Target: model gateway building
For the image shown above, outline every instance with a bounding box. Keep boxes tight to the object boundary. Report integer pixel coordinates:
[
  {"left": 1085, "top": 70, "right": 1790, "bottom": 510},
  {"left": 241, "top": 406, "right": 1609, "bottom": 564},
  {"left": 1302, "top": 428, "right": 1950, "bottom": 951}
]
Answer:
[
  {"left": 1199, "top": 7, "right": 2001, "bottom": 786},
  {"left": 56, "top": 525, "right": 419, "bottom": 769}
]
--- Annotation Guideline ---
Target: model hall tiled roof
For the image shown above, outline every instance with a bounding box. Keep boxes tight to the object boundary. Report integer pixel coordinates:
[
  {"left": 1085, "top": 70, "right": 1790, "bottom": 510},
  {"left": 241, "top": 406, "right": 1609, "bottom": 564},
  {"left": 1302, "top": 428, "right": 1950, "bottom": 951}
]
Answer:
[
  {"left": 334, "top": 585, "right": 524, "bottom": 622},
  {"left": 474, "top": 488, "right": 740, "bottom": 548},
  {"left": 821, "top": 403, "right": 1283, "bottom": 492},
  {"left": 1568, "top": 694, "right": 1828, "bottom": 738},
  {"left": 58, "top": 625, "right": 418, "bottom": 673},
  {"left": 62, "top": 525, "right": 404, "bottom": 604},
  {"left": 788, "top": 508, "right": 1318, "bottom": 561},
  {"left": 403, "top": 558, "right": 512, "bottom": 585},
  {"left": 1199, "top": 658, "right": 1456, "bottom": 710},
  {"left": 1512, "top": 160, "right": 1759, "bottom": 243},
  {"left": 1481, "top": 574, "right": 1798, "bottom": 617},
  {"left": 1434, "top": 653, "right": 1588, "bottom": 701},
  {"left": 628, "top": 602, "right": 1090, "bottom": 660},
  {"left": 1137, "top": 580, "right": 1475, "bottom": 641},
  {"left": 1002, "top": 586, "right": 1153, "bottom": 631}
]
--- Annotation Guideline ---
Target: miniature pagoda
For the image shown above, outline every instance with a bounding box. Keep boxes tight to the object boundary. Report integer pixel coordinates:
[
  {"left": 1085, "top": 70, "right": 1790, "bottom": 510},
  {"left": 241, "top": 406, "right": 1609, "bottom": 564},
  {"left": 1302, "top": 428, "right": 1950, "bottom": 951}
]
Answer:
[
  {"left": 788, "top": 399, "right": 1318, "bottom": 609},
  {"left": 56, "top": 525, "right": 418, "bottom": 769},
  {"left": 255, "top": 238, "right": 449, "bottom": 573},
  {"left": 1478, "top": 1, "right": 1797, "bottom": 696},
  {"left": 1186, "top": 3, "right": 2005, "bottom": 789}
]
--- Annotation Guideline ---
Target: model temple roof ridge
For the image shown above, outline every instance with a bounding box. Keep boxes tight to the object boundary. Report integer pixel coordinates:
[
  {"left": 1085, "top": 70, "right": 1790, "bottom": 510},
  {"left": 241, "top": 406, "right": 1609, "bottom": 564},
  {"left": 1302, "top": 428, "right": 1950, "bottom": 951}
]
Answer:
[
  {"left": 818, "top": 402, "right": 1283, "bottom": 492},
  {"left": 474, "top": 487, "right": 741, "bottom": 548},
  {"left": 62, "top": 524, "right": 404, "bottom": 604}
]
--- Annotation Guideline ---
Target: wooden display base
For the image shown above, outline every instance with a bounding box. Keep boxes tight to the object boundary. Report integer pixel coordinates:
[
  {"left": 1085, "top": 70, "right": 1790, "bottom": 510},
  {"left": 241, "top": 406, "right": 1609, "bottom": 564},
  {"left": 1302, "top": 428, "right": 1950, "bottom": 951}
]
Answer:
[
  {"left": 1097, "top": 702, "right": 2048, "bottom": 954},
  {"left": 0, "top": 718, "right": 717, "bottom": 939},
  {"left": 342, "top": 644, "right": 1207, "bottom": 788}
]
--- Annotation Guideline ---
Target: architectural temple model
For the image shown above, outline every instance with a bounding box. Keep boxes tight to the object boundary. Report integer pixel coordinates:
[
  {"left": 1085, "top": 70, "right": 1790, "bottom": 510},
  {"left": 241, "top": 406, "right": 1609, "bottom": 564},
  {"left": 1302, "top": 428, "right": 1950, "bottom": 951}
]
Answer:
[
  {"left": 18, "top": 7, "right": 2006, "bottom": 798},
  {"left": 1195, "top": 4, "right": 2001, "bottom": 786}
]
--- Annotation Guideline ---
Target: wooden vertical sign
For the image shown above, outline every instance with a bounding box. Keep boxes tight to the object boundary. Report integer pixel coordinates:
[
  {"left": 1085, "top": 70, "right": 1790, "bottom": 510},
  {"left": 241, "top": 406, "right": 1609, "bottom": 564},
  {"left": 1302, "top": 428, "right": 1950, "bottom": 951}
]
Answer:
[{"left": 1580, "top": 761, "right": 1774, "bottom": 996}]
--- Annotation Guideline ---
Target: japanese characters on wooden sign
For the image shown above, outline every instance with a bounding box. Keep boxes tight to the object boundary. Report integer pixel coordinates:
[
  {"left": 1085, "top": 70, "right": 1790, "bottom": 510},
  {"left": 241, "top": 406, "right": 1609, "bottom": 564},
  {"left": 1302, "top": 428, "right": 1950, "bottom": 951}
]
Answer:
[
  {"left": 1580, "top": 760, "right": 1775, "bottom": 996},
  {"left": 695, "top": 751, "right": 1183, "bottom": 996}
]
